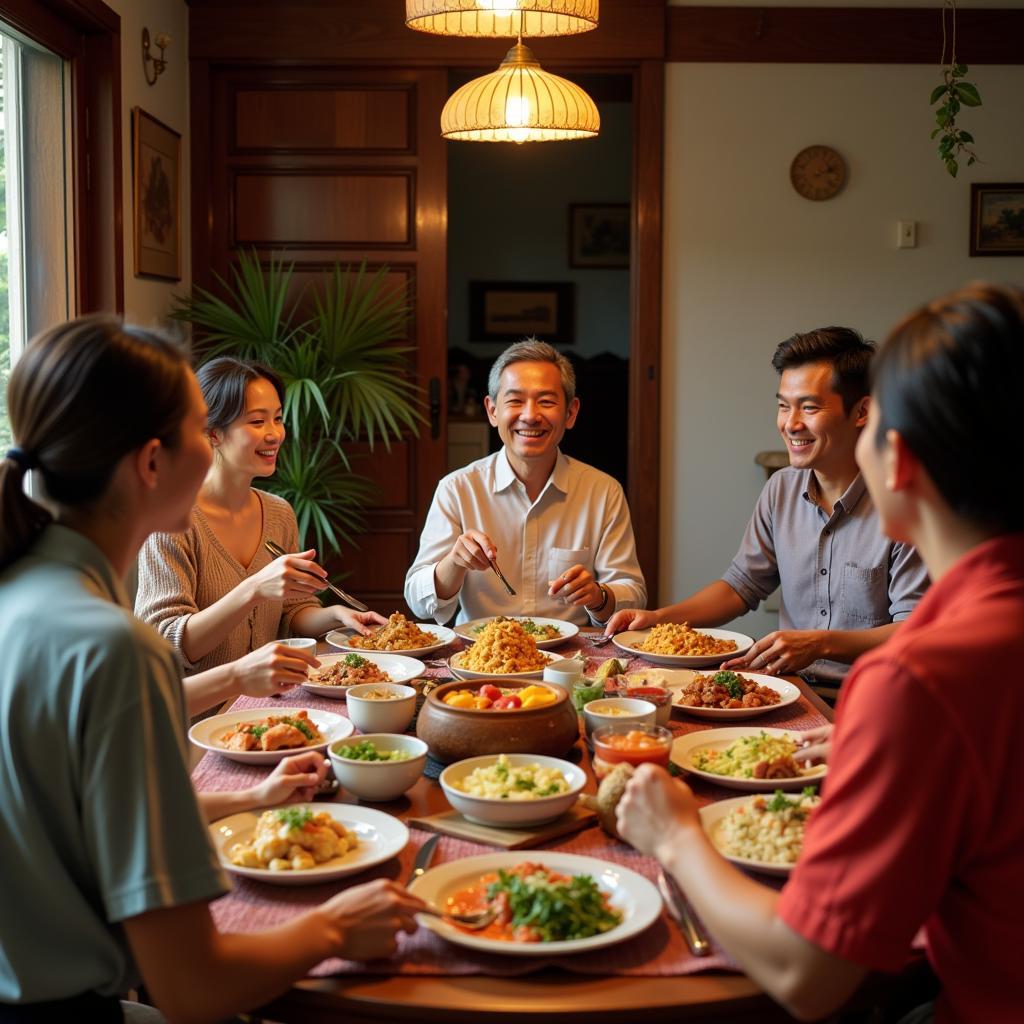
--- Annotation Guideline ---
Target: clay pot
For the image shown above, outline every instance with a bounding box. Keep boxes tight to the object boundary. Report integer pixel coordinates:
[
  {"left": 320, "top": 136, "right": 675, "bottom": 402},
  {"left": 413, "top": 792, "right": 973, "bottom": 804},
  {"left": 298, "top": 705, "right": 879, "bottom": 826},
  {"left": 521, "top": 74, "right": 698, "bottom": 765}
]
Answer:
[{"left": 416, "top": 679, "right": 580, "bottom": 764}]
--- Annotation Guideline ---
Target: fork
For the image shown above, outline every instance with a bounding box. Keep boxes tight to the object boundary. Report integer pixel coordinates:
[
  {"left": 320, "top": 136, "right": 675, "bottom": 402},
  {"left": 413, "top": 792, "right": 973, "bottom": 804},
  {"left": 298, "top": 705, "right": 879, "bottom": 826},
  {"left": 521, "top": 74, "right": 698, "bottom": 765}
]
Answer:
[
  {"left": 589, "top": 633, "right": 617, "bottom": 647},
  {"left": 417, "top": 904, "right": 498, "bottom": 930}
]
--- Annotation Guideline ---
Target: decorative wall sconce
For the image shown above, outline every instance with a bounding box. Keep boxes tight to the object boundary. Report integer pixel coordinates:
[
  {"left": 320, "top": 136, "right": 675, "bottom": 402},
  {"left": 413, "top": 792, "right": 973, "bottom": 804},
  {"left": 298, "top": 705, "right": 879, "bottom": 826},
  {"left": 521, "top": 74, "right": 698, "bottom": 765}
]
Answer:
[{"left": 141, "top": 28, "right": 171, "bottom": 86}]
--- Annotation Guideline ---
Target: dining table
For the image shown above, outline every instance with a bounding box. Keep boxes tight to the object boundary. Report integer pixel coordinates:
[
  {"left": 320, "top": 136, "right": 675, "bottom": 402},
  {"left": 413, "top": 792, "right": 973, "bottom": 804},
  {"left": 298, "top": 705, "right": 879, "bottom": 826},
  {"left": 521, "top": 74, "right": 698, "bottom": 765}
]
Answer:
[{"left": 191, "top": 629, "right": 836, "bottom": 1024}]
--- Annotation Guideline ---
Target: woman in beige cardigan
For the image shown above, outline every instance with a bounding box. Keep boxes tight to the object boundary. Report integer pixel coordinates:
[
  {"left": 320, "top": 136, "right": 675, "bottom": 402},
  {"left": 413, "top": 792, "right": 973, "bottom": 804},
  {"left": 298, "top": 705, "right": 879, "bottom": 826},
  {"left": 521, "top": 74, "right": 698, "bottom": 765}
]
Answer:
[{"left": 136, "top": 357, "right": 384, "bottom": 705}]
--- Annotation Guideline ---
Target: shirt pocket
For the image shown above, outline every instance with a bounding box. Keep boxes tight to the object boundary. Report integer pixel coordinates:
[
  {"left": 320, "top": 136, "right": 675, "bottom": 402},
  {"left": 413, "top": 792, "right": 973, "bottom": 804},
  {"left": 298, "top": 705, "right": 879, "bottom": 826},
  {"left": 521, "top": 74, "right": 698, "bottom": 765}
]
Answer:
[
  {"left": 547, "top": 547, "right": 592, "bottom": 586},
  {"left": 840, "top": 563, "right": 890, "bottom": 626}
]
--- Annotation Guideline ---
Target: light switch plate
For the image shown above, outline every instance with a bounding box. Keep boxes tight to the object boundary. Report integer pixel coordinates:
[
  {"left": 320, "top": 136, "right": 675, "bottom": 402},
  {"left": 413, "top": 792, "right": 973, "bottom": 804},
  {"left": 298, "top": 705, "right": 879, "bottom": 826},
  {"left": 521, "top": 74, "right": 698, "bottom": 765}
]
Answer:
[{"left": 897, "top": 220, "right": 917, "bottom": 248}]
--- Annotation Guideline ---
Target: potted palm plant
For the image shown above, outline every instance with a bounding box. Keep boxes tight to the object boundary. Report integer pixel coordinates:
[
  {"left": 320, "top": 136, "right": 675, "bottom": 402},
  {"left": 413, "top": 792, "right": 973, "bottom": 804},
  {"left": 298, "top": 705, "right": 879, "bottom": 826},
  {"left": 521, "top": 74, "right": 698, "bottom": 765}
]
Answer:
[{"left": 172, "top": 250, "right": 423, "bottom": 559}]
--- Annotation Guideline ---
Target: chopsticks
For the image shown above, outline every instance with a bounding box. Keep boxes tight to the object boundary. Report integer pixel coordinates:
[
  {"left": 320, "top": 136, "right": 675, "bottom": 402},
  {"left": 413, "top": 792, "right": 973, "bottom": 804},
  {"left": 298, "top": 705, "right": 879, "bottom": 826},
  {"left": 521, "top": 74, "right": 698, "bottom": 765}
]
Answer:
[
  {"left": 263, "top": 539, "right": 370, "bottom": 612},
  {"left": 488, "top": 557, "right": 517, "bottom": 597}
]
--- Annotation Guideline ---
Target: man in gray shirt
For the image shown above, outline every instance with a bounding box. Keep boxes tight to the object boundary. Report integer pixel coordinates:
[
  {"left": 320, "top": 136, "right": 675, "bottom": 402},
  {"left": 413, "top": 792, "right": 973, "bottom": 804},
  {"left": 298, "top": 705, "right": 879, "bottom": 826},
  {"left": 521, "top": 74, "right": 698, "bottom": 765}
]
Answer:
[{"left": 606, "top": 327, "right": 929, "bottom": 692}]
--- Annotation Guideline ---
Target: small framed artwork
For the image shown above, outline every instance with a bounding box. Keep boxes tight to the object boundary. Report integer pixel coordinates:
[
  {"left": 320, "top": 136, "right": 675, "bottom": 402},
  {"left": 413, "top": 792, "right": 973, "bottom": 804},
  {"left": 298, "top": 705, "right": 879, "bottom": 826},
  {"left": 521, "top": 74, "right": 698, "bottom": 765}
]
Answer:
[
  {"left": 469, "top": 281, "right": 575, "bottom": 346},
  {"left": 970, "top": 183, "right": 1024, "bottom": 257},
  {"left": 132, "top": 107, "right": 181, "bottom": 279},
  {"left": 568, "top": 203, "right": 630, "bottom": 268}
]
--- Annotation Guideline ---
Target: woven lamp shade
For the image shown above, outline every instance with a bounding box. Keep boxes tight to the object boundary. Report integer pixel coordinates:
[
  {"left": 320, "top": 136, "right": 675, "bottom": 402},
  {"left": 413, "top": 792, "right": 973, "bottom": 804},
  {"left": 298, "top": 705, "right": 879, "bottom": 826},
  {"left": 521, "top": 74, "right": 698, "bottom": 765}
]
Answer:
[
  {"left": 441, "top": 43, "right": 600, "bottom": 143},
  {"left": 406, "top": 0, "right": 598, "bottom": 38}
]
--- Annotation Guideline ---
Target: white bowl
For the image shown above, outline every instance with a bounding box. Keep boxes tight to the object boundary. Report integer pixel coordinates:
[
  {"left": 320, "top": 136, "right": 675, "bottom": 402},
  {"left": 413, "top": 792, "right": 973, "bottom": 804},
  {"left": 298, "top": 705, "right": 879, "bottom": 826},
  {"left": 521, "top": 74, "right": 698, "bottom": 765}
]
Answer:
[
  {"left": 329, "top": 733, "right": 428, "bottom": 801},
  {"left": 440, "top": 753, "right": 586, "bottom": 827},
  {"left": 345, "top": 683, "right": 417, "bottom": 733},
  {"left": 583, "top": 697, "right": 656, "bottom": 741}
]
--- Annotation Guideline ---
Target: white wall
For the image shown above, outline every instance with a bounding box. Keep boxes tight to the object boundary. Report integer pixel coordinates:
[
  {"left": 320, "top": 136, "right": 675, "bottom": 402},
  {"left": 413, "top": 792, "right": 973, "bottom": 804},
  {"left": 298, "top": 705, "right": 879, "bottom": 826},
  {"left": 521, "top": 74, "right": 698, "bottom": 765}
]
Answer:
[
  {"left": 661, "top": 61, "right": 1024, "bottom": 636},
  {"left": 105, "top": 0, "right": 189, "bottom": 326}
]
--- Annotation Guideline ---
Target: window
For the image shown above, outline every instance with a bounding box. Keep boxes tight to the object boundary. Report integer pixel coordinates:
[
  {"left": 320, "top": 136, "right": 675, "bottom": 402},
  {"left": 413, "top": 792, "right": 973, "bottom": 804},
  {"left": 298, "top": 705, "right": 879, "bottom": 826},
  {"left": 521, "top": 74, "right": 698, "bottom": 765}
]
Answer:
[{"left": 0, "top": 23, "right": 72, "bottom": 449}]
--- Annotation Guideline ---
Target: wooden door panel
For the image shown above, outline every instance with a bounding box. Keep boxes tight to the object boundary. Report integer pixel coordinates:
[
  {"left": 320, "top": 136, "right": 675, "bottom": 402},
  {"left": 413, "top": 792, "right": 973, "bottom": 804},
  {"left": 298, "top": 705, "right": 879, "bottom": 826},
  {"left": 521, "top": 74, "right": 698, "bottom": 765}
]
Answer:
[
  {"left": 198, "top": 66, "right": 447, "bottom": 613},
  {"left": 233, "top": 172, "right": 413, "bottom": 247},
  {"left": 234, "top": 86, "right": 413, "bottom": 153}
]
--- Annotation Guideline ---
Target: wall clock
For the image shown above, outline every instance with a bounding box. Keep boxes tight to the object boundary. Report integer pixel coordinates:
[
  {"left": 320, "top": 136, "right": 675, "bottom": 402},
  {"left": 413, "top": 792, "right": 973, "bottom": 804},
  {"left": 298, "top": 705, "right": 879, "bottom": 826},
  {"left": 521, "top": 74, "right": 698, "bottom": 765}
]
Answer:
[{"left": 790, "top": 145, "right": 847, "bottom": 201}]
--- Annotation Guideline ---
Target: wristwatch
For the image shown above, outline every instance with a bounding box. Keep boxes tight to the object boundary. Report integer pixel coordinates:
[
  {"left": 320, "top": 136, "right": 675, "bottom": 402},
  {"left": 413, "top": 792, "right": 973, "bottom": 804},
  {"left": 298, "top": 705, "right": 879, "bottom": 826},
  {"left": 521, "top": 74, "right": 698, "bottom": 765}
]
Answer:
[{"left": 588, "top": 582, "right": 610, "bottom": 614}]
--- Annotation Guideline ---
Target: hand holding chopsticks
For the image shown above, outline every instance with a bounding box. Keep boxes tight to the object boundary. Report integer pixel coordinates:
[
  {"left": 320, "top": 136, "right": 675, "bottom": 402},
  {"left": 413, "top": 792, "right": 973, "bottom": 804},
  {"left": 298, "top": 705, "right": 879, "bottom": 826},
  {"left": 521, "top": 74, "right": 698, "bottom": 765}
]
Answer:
[
  {"left": 444, "top": 529, "right": 516, "bottom": 596},
  {"left": 263, "top": 539, "right": 370, "bottom": 612}
]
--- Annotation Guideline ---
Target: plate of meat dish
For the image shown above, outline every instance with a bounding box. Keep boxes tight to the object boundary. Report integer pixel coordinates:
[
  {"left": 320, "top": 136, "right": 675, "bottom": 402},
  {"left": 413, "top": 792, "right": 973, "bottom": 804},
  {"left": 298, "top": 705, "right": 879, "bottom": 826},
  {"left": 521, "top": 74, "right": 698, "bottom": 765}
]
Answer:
[
  {"left": 612, "top": 624, "right": 754, "bottom": 668},
  {"left": 671, "top": 670, "right": 801, "bottom": 720},
  {"left": 326, "top": 611, "right": 456, "bottom": 658},
  {"left": 210, "top": 803, "right": 409, "bottom": 886},
  {"left": 671, "top": 727, "right": 827, "bottom": 792},
  {"left": 188, "top": 707, "right": 353, "bottom": 765},
  {"left": 409, "top": 852, "right": 661, "bottom": 955},
  {"left": 300, "top": 652, "right": 426, "bottom": 699}
]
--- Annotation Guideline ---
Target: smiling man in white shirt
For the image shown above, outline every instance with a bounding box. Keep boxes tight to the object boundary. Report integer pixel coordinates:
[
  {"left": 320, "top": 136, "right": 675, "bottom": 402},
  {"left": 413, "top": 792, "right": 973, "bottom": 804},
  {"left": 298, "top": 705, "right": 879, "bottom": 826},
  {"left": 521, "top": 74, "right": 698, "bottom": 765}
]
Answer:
[{"left": 405, "top": 339, "right": 646, "bottom": 626}]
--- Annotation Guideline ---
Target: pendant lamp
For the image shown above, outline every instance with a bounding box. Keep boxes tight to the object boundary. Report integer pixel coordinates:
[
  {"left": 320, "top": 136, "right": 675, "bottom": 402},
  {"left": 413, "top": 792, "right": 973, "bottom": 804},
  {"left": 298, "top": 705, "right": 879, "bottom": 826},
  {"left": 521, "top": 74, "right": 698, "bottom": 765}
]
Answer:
[
  {"left": 440, "top": 42, "right": 599, "bottom": 143},
  {"left": 406, "top": 0, "right": 598, "bottom": 38}
]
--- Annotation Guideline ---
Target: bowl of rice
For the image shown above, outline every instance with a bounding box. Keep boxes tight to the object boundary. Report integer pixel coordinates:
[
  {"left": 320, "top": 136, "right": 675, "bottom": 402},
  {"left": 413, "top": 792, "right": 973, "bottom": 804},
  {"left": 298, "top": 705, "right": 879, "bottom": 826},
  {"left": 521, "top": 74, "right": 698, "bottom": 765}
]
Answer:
[
  {"left": 440, "top": 753, "right": 586, "bottom": 827},
  {"left": 699, "top": 787, "right": 821, "bottom": 876}
]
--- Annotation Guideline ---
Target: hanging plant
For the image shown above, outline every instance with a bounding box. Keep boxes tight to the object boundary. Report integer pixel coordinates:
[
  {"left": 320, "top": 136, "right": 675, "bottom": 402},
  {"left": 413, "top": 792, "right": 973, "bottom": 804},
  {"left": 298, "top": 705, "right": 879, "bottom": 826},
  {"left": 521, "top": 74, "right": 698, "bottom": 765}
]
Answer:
[{"left": 930, "top": 0, "right": 982, "bottom": 178}]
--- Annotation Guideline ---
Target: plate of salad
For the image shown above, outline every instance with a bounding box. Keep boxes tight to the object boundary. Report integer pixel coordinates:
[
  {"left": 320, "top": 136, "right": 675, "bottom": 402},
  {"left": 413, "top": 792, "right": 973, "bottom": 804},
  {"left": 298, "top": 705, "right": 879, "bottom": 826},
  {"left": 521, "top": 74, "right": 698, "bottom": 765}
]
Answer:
[{"left": 408, "top": 852, "right": 662, "bottom": 955}]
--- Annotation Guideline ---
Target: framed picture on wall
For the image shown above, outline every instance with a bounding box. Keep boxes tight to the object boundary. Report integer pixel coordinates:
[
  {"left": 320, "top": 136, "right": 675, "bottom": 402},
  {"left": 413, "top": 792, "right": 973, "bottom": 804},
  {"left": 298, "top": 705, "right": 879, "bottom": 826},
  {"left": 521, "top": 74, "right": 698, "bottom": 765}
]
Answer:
[
  {"left": 469, "top": 281, "right": 575, "bottom": 345},
  {"left": 970, "top": 183, "right": 1024, "bottom": 257},
  {"left": 568, "top": 203, "right": 630, "bottom": 268},
  {"left": 132, "top": 107, "right": 181, "bottom": 280}
]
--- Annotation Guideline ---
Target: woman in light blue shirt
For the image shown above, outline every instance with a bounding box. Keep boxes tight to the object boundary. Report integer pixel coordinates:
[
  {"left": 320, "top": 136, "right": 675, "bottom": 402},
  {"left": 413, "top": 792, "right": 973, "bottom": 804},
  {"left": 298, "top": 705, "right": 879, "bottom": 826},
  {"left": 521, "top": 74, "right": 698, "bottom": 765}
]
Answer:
[{"left": 0, "top": 316, "right": 421, "bottom": 1022}]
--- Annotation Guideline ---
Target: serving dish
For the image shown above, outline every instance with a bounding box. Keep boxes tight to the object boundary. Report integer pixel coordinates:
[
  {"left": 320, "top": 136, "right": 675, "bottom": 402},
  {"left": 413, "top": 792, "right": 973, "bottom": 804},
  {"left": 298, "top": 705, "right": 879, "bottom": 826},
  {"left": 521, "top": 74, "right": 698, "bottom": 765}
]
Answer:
[
  {"left": 189, "top": 707, "right": 353, "bottom": 765},
  {"left": 670, "top": 726, "right": 827, "bottom": 792},
  {"left": 669, "top": 672, "right": 802, "bottom": 720},
  {"left": 439, "top": 753, "right": 586, "bottom": 827},
  {"left": 209, "top": 803, "right": 408, "bottom": 885},
  {"left": 454, "top": 616, "right": 579, "bottom": 650},
  {"left": 408, "top": 851, "right": 661, "bottom": 955},
  {"left": 329, "top": 734, "right": 428, "bottom": 801},
  {"left": 448, "top": 648, "right": 561, "bottom": 681},
  {"left": 416, "top": 680, "right": 579, "bottom": 764},
  {"left": 345, "top": 683, "right": 417, "bottom": 734},
  {"left": 300, "top": 652, "right": 425, "bottom": 699},
  {"left": 612, "top": 628, "right": 754, "bottom": 668}
]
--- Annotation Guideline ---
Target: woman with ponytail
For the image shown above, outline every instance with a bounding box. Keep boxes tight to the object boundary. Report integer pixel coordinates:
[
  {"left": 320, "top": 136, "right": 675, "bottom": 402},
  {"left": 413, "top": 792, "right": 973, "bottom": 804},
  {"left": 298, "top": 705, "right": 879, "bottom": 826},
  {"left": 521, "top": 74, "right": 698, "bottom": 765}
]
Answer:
[{"left": 0, "top": 316, "right": 421, "bottom": 1023}]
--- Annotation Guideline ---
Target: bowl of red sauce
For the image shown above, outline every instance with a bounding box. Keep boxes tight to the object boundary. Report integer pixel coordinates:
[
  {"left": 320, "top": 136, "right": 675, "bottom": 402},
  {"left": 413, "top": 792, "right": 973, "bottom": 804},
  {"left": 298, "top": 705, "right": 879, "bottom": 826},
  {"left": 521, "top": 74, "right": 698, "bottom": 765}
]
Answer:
[
  {"left": 618, "top": 685, "right": 672, "bottom": 726},
  {"left": 591, "top": 724, "right": 673, "bottom": 781}
]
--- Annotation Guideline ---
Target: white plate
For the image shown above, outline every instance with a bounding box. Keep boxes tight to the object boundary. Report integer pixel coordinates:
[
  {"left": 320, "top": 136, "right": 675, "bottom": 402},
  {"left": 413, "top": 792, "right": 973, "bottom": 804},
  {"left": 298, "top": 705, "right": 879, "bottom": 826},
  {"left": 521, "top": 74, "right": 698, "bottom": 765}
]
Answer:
[
  {"left": 325, "top": 623, "right": 456, "bottom": 658},
  {"left": 453, "top": 616, "right": 580, "bottom": 650},
  {"left": 409, "top": 851, "right": 662, "bottom": 955},
  {"left": 613, "top": 628, "right": 754, "bottom": 668},
  {"left": 301, "top": 652, "right": 426, "bottom": 699},
  {"left": 699, "top": 795, "right": 812, "bottom": 877},
  {"left": 209, "top": 803, "right": 409, "bottom": 886},
  {"left": 448, "top": 648, "right": 561, "bottom": 681},
  {"left": 189, "top": 707, "right": 354, "bottom": 765},
  {"left": 665, "top": 671, "right": 802, "bottom": 720},
  {"left": 671, "top": 726, "right": 828, "bottom": 792}
]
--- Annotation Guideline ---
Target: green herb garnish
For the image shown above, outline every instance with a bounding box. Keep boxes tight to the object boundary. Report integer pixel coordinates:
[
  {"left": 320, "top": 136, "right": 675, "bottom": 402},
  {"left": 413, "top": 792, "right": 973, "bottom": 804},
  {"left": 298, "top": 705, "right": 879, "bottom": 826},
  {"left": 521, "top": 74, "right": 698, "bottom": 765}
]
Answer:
[
  {"left": 282, "top": 716, "right": 315, "bottom": 741},
  {"left": 344, "top": 653, "right": 367, "bottom": 668},
  {"left": 248, "top": 725, "right": 268, "bottom": 739},
  {"left": 275, "top": 807, "right": 313, "bottom": 830},
  {"left": 514, "top": 777, "right": 536, "bottom": 791},
  {"left": 485, "top": 868, "right": 621, "bottom": 942},
  {"left": 332, "top": 740, "right": 411, "bottom": 762},
  {"left": 713, "top": 670, "right": 744, "bottom": 700},
  {"left": 767, "top": 790, "right": 796, "bottom": 813}
]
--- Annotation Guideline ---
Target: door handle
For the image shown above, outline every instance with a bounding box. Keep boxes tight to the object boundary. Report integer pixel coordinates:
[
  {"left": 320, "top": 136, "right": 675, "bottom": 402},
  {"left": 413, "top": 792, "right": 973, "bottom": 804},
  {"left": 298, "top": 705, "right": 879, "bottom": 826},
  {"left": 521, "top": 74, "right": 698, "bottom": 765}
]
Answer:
[{"left": 429, "top": 376, "right": 441, "bottom": 440}]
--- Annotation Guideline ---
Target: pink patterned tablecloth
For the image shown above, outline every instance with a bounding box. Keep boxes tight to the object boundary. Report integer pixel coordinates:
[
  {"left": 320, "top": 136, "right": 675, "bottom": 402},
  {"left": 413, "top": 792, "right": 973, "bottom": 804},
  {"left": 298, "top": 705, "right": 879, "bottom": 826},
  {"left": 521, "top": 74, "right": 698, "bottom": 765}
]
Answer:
[{"left": 193, "top": 632, "right": 830, "bottom": 979}]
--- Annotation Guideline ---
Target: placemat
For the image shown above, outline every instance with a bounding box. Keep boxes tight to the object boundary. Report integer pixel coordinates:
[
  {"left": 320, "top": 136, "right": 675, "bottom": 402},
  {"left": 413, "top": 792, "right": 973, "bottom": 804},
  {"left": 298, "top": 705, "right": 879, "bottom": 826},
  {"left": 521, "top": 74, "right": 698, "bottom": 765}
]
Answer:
[{"left": 408, "top": 803, "right": 598, "bottom": 849}]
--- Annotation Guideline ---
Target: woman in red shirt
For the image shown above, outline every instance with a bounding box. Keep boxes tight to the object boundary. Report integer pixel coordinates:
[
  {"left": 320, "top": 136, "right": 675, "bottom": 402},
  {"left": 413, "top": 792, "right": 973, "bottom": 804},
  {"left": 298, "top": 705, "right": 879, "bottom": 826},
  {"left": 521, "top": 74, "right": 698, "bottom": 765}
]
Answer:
[{"left": 618, "top": 283, "right": 1024, "bottom": 1022}]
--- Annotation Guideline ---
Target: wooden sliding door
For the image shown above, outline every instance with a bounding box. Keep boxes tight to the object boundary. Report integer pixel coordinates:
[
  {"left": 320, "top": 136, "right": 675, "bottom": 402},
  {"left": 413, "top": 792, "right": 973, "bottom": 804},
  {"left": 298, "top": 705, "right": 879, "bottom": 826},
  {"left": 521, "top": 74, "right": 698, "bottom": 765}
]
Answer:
[{"left": 193, "top": 65, "right": 448, "bottom": 611}]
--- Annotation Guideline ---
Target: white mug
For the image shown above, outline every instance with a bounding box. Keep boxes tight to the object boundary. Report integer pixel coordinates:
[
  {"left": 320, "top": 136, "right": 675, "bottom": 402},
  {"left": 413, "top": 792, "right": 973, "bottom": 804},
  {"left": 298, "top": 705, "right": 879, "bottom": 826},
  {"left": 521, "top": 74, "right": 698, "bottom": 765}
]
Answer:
[{"left": 543, "top": 659, "right": 583, "bottom": 693}]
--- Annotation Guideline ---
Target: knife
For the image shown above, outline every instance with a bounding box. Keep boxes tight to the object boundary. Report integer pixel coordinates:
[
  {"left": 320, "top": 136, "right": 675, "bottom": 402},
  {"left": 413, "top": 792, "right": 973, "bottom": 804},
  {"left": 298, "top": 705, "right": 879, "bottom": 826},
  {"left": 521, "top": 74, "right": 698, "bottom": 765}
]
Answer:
[
  {"left": 264, "top": 539, "right": 370, "bottom": 612},
  {"left": 657, "top": 868, "right": 711, "bottom": 957},
  {"left": 406, "top": 833, "right": 441, "bottom": 887}
]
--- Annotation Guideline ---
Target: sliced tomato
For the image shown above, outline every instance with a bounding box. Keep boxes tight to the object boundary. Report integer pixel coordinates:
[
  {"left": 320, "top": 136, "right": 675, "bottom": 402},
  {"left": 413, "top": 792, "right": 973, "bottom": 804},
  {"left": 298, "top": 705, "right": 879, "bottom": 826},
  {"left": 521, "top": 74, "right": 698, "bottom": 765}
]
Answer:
[
  {"left": 479, "top": 684, "right": 502, "bottom": 703},
  {"left": 492, "top": 694, "right": 522, "bottom": 710}
]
